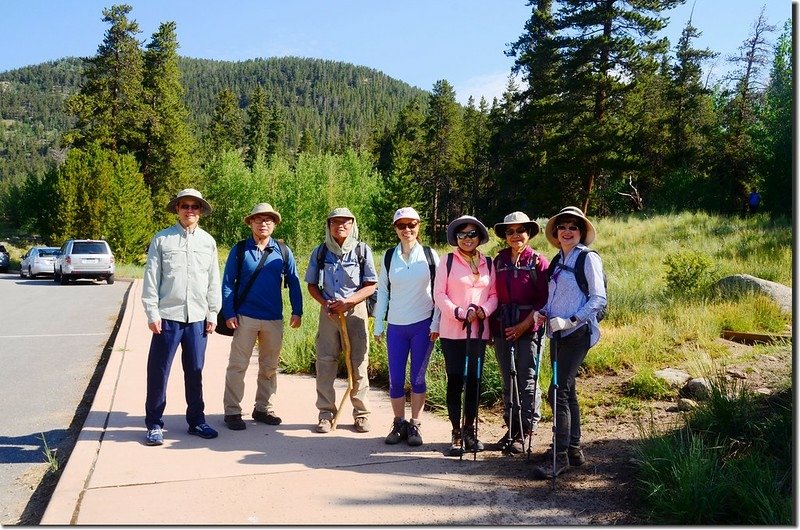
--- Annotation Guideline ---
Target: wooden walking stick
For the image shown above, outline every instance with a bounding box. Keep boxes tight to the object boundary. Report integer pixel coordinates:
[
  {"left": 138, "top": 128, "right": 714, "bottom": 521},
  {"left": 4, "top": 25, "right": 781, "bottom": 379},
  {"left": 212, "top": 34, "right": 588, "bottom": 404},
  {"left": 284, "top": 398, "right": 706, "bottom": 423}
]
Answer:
[{"left": 331, "top": 313, "right": 354, "bottom": 430}]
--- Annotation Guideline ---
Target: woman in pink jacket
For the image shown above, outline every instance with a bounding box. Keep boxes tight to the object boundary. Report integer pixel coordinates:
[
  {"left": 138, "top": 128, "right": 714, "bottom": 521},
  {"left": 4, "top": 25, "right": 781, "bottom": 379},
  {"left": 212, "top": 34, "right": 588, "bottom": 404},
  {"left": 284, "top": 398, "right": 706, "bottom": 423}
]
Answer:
[{"left": 434, "top": 215, "right": 498, "bottom": 457}]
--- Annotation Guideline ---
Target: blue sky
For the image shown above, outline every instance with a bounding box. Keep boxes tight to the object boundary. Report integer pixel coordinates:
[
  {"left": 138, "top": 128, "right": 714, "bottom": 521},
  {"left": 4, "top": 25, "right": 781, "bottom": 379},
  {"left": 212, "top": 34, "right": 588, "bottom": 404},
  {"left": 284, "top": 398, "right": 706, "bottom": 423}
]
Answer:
[{"left": 0, "top": 1, "right": 792, "bottom": 104}]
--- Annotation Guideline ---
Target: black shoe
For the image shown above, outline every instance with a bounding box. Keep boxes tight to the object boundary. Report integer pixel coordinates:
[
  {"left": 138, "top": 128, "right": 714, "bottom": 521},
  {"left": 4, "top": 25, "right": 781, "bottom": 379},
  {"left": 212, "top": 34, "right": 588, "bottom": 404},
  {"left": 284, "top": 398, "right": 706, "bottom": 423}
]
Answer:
[
  {"left": 448, "top": 429, "right": 463, "bottom": 457},
  {"left": 224, "top": 414, "right": 246, "bottom": 430},
  {"left": 531, "top": 451, "right": 569, "bottom": 480},
  {"left": 252, "top": 410, "right": 282, "bottom": 425},
  {"left": 385, "top": 418, "right": 409, "bottom": 444},
  {"left": 463, "top": 427, "right": 484, "bottom": 452},
  {"left": 568, "top": 445, "right": 586, "bottom": 466}
]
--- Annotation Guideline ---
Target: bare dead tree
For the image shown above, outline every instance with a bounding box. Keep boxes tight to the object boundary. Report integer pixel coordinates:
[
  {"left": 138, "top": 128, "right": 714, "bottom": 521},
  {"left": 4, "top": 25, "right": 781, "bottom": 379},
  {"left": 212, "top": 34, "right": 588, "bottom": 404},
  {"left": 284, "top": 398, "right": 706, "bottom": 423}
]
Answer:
[{"left": 616, "top": 175, "right": 643, "bottom": 211}]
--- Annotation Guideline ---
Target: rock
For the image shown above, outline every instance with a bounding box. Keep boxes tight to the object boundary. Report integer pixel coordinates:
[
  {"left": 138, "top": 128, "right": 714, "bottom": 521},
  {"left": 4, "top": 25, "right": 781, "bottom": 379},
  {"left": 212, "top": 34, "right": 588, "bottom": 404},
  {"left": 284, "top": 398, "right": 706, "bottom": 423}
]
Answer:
[
  {"left": 756, "top": 387, "right": 772, "bottom": 395},
  {"left": 654, "top": 368, "right": 691, "bottom": 387},
  {"left": 726, "top": 368, "right": 747, "bottom": 379},
  {"left": 683, "top": 377, "right": 711, "bottom": 400},
  {"left": 677, "top": 398, "right": 699, "bottom": 411},
  {"left": 715, "top": 274, "right": 792, "bottom": 314}
]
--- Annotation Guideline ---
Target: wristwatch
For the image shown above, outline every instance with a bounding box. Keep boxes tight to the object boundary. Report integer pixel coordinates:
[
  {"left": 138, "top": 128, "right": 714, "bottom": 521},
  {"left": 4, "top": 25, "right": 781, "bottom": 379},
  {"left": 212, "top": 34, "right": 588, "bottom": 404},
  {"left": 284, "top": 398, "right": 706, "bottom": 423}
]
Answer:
[{"left": 570, "top": 315, "right": 578, "bottom": 324}]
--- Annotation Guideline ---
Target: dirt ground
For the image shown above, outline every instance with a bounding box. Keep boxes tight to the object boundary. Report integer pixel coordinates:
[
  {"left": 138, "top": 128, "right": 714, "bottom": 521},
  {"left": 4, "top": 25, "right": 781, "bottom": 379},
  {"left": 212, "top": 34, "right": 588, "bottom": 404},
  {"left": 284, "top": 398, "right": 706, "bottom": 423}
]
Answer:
[{"left": 13, "top": 337, "right": 791, "bottom": 525}]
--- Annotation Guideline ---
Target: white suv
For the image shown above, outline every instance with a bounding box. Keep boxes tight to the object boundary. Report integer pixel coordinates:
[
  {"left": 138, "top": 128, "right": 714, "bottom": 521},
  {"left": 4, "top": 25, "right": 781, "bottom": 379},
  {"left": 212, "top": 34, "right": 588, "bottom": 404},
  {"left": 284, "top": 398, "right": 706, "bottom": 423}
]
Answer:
[{"left": 55, "top": 239, "right": 116, "bottom": 285}]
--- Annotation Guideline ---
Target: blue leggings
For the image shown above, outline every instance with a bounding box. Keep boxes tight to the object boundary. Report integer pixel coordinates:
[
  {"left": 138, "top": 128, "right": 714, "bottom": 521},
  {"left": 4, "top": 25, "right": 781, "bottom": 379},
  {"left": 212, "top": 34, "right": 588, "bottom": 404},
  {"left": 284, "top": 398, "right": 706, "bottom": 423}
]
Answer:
[{"left": 386, "top": 317, "right": 433, "bottom": 398}]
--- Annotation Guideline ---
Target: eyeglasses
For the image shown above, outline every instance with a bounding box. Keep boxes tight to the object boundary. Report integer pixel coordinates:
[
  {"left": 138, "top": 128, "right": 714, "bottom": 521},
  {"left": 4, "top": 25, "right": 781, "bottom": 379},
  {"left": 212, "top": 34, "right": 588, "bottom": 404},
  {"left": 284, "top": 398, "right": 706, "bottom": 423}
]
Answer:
[
  {"left": 251, "top": 217, "right": 275, "bottom": 225},
  {"left": 557, "top": 225, "right": 580, "bottom": 232},
  {"left": 330, "top": 218, "right": 353, "bottom": 226},
  {"left": 505, "top": 227, "right": 527, "bottom": 236},
  {"left": 456, "top": 230, "right": 480, "bottom": 240},
  {"left": 180, "top": 204, "right": 201, "bottom": 211},
  {"left": 395, "top": 221, "right": 419, "bottom": 230}
]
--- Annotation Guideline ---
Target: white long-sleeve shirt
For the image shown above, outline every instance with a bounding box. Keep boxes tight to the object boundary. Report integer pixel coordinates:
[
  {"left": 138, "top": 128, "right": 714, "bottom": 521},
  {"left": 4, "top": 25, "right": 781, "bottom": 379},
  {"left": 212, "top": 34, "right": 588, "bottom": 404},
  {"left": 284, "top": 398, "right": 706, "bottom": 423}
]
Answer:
[{"left": 373, "top": 242, "right": 441, "bottom": 336}]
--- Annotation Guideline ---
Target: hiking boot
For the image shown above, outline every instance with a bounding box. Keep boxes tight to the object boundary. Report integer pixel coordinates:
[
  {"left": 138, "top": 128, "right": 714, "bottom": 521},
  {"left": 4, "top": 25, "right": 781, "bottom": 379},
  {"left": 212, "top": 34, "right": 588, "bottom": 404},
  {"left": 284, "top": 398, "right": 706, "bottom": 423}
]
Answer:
[
  {"left": 187, "top": 423, "right": 218, "bottom": 439},
  {"left": 406, "top": 421, "right": 423, "bottom": 447},
  {"left": 252, "top": 410, "right": 282, "bottom": 425},
  {"left": 448, "top": 428, "right": 463, "bottom": 457},
  {"left": 531, "top": 451, "right": 569, "bottom": 480},
  {"left": 385, "top": 418, "right": 409, "bottom": 444},
  {"left": 354, "top": 416, "right": 371, "bottom": 433},
  {"left": 568, "top": 445, "right": 586, "bottom": 466},
  {"left": 463, "top": 427, "right": 484, "bottom": 452},
  {"left": 316, "top": 418, "right": 332, "bottom": 433},
  {"left": 145, "top": 426, "right": 164, "bottom": 446},
  {"left": 224, "top": 414, "right": 246, "bottom": 430},
  {"left": 505, "top": 438, "right": 524, "bottom": 454}
]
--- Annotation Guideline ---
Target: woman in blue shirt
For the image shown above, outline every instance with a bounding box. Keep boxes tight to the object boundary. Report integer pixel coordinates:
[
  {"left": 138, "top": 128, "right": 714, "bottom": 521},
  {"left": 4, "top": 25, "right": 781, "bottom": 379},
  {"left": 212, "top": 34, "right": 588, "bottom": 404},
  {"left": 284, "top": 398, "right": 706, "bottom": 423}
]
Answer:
[
  {"left": 373, "top": 207, "right": 441, "bottom": 447},
  {"left": 533, "top": 206, "right": 606, "bottom": 479}
]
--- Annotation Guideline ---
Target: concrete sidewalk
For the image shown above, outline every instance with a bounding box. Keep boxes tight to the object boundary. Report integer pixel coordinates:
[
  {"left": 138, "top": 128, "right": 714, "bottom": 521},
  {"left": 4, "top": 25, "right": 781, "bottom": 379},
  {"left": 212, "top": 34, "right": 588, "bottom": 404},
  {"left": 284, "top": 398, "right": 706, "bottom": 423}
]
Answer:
[{"left": 40, "top": 280, "right": 582, "bottom": 525}]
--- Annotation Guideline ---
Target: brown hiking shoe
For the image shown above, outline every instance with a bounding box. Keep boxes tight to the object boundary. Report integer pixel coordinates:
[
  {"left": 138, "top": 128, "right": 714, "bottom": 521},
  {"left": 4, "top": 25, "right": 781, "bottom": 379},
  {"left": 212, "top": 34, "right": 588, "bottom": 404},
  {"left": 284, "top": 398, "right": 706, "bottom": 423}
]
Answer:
[
  {"left": 568, "top": 445, "right": 586, "bottom": 466},
  {"left": 354, "top": 416, "right": 371, "bottom": 433},
  {"left": 224, "top": 414, "right": 246, "bottom": 430},
  {"left": 531, "top": 451, "right": 569, "bottom": 480},
  {"left": 448, "top": 428, "right": 463, "bottom": 457},
  {"left": 252, "top": 410, "right": 282, "bottom": 425}
]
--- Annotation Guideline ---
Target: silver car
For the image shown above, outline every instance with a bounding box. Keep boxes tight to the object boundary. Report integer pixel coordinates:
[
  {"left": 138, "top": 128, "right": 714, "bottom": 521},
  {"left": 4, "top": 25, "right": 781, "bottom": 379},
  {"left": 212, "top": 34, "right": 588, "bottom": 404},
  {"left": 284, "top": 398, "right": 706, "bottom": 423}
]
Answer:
[
  {"left": 20, "top": 246, "right": 60, "bottom": 278},
  {"left": 55, "top": 239, "right": 115, "bottom": 285}
]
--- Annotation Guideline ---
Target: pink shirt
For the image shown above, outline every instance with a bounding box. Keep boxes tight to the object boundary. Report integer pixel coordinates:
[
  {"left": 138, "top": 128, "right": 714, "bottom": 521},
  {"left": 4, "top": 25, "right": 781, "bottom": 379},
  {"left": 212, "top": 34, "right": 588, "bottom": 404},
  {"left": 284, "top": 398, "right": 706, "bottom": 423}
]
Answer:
[{"left": 434, "top": 251, "right": 498, "bottom": 340}]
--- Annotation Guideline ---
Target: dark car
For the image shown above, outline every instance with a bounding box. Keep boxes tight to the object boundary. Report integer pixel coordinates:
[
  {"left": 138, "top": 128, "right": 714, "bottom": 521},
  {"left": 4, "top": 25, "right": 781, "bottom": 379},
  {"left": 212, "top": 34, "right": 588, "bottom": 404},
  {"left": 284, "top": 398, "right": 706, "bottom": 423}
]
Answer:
[{"left": 0, "top": 244, "right": 9, "bottom": 273}]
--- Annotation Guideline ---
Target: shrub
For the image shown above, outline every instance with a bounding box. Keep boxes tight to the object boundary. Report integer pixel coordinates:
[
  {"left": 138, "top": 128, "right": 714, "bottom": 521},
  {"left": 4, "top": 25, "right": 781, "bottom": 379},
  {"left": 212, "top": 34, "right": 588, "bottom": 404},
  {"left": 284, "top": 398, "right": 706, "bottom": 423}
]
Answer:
[{"left": 663, "top": 250, "right": 716, "bottom": 297}]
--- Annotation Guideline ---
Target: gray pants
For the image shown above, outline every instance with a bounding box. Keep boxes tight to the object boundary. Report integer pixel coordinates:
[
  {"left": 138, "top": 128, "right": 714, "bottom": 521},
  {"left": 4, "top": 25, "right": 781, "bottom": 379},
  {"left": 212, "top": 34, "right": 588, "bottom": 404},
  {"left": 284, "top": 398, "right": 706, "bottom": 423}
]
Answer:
[
  {"left": 493, "top": 332, "right": 544, "bottom": 438},
  {"left": 547, "top": 325, "right": 590, "bottom": 451}
]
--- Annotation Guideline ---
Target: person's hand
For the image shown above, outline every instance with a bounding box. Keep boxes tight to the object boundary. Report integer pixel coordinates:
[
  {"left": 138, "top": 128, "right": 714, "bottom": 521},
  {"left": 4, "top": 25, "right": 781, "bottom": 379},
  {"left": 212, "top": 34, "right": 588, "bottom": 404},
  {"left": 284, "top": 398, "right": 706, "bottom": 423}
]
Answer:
[
  {"left": 465, "top": 307, "right": 478, "bottom": 323},
  {"left": 226, "top": 317, "right": 238, "bottom": 330},
  {"left": 429, "top": 332, "right": 439, "bottom": 342},
  {"left": 289, "top": 315, "right": 301, "bottom": 328},
  {"left": 327, "top": 298, "right": 352, "bottom": 315},
  {"left": 476, "top": 307, "right": 486, "bottom": 320},
  {"left": 549, "top": 316, "right": 576, "bottom": 332},
  {"left": 533, "top": 311, "right": 547, "bottom": 327},
  {"left": 374, "top": 332, "right": 383, "bottom": 344},
  {"left": 148, "top": 320, "right": 162, "bottom": 334},
  {"left": 206, "top": 320, "right": 216, "bottom": 334}
]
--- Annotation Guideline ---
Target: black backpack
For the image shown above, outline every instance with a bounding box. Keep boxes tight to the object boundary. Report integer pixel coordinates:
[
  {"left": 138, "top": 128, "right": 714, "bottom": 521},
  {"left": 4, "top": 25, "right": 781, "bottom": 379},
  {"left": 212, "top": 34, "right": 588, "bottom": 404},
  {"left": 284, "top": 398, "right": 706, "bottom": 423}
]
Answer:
[
  {"left": 546, "top": 248, "right": 607, "bottom": 322},
  {"left": 445, "top": 252, "right": 493, "bottom": 276},
  {"left": 316, "top": 241, "right": 377, "bottom": 317},
  {"left": 383, "top": 245, "right": 437, "bottom": 303}
]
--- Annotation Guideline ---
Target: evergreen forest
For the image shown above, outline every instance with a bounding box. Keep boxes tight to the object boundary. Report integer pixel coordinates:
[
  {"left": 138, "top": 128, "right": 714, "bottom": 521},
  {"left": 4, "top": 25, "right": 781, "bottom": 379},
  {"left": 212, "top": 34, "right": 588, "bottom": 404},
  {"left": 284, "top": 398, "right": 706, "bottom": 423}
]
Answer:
[{"left": 0, "top": 2, "right": 791, "bottom": 262}]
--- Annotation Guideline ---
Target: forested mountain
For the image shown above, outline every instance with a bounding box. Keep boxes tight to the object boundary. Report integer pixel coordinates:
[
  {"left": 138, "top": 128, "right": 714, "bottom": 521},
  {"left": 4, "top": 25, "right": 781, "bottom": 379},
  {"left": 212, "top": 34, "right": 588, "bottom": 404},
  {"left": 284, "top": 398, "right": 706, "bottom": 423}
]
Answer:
[{"left": 0, "top": 56, "right": 428, "bottom": 185}]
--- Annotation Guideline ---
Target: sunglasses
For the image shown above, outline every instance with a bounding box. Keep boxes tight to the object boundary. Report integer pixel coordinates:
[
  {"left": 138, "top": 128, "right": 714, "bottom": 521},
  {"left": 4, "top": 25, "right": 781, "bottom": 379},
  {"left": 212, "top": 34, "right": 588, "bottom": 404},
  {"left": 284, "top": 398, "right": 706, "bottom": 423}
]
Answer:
[
  {"left": 557, "top": 224, "right": 580, "bottom": 232},
  {"left": 395, "top": 221, "right": 419, "bottom": 230},
  {"left": 505, "top": 227, "right": 527, "bottom": 236},
  {"left": 180, "top": 204, "right": 201, "bottom": 210},
  {"left": 456, "top": 230, "right": 480, "bottom": 240}
]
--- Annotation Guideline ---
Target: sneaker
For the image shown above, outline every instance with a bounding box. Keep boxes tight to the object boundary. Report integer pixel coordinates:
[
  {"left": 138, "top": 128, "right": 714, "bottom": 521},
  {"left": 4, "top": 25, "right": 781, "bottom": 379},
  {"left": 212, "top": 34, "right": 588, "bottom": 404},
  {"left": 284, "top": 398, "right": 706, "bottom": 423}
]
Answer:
[
  {"left": 505, "top": 438, "right": 524, "bottom": 454},
  {"left": 406, "top": 421, "right": 423, "bottom": 446},
  {"left": 187, "top": 423, "right": 218, "bottom": 439},
  {"left": 145, "top": 426, "right": 164, "bottom": 446},
  {"left": 531, "top": 451, "right": 569, "bottom": 480},
  {"left": 224, "top": 414, "right": 246, "bottom": 430},
  {"left": 252, "top": 410, "right": 282, "bottom": 425},
  {"left": 568, "top": 445, "right": 586, "bottom": 466},
  {"left": 463, "top": 427, "right": 484, "bottom": 452},
  {"left": 316, "top": 418, "right": 332, "bottom": 433},
  {"left": 385, "top": 418, "right": 409, "bottom": 444},
  {"left": 448, "top": 428, "right": 463, "bottom": 457},
  {"left": 354, "top": 416, "right": 371, "bottom": 433}
]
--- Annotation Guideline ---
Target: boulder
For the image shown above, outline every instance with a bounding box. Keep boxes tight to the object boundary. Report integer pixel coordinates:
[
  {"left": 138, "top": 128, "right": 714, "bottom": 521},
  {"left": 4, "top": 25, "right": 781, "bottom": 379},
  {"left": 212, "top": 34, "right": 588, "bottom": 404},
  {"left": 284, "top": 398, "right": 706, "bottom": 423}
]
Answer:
[
  {"left": 654, "top": 368, "right": 691, "bottom": 388},
  {"left": 677, "top": 398, "right": 699, "bottom": 411},
  {"left": 715, "top": 274, "right": 792, "bottom": 314},
  {"left": 682, "top": 377, "right": 711, "bottom": 400}
]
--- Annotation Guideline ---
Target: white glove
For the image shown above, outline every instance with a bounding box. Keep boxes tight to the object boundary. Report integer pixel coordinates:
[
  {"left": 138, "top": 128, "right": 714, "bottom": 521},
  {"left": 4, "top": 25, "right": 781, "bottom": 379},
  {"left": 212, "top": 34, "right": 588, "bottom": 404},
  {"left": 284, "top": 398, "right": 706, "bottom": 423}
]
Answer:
[{"left": 549, "top": 316, "right": 577, "bottom": 332}]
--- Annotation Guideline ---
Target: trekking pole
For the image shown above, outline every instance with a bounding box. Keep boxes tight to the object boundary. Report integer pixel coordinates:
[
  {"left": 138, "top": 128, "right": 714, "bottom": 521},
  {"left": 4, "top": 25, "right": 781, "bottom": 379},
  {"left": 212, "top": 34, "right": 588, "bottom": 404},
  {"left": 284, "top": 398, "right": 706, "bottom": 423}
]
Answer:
[
  {"left": 331, "top": 313, "right": 353, "bottom": 430},
  {"left": 504, "top": 307, "right": 522, "bottom": 454},
  {"left": 473, "top": 314, "right": 485, "bottom": 461},
  {"left": 459, "top": 317, "right": 471, "bottom": 461},
  {"left": 526, "top": 325, "right": 544, "bottom": 460},
  {"left": 551, "top": 329, "right": 561, "bottom": 491}
]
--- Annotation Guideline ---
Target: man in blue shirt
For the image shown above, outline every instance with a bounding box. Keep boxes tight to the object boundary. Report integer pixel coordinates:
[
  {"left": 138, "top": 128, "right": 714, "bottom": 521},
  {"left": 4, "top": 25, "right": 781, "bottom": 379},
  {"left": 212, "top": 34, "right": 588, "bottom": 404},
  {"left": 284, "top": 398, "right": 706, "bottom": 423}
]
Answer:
[
  {"left": 220, "top": 203, "right": 303, "bottom": 430},
  {"left": 305, "top": 207, "right": 378, "bottom": 434}
]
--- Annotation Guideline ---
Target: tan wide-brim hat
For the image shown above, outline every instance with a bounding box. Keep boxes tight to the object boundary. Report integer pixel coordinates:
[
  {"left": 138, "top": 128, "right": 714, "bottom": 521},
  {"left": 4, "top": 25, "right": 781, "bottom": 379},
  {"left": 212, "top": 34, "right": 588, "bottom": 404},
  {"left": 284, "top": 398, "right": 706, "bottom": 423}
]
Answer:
[
  {"left": 166, "top": 188, "right": 212, "bottom": 216},
  {"left": 493, "top": 211, "right": 540, "bottom": 238},
  {"left": 244, "top": 203, "right": 282, "bottom": 224},
  {"left": 544, "top": 206, "right": 596, "bottom": 248},
  {"left": 446, "top": 215, "right": 490, "bottom": 246},
  {"left": 326, "top": 207, "right": 356, "bottom": 221}
]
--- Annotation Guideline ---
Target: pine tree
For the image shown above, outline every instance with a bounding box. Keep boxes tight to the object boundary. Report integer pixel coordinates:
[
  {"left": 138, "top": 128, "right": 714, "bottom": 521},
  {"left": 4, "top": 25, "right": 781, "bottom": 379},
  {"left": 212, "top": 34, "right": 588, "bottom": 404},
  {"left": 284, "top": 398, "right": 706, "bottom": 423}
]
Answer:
[
  {"left": 64, "top": 4, "right": 146, "bottom": 154},
  {"left": 209, "top": 88, "right": 243, "bottom": 154},
  {"left": 142, "top": 20, "right": 200, "bottom": 226},
  {"left": 244, "top": 86, "right": 269, "bottom": 169}
]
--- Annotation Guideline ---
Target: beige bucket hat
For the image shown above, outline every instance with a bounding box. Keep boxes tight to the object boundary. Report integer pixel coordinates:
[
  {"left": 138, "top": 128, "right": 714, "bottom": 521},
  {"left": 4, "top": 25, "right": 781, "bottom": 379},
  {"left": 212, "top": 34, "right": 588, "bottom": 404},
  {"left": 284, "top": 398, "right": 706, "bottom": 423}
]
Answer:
[
  {"left": 544, "top": 206, "right": 596, "bottom": 248},
  {"left": 244, "top": 203, "right": 282, "bottom": 224},
  {"left": 166, "top": 188, "right": 212, "bottom": 216},
  {"left": 493, "top": 211, "right": 540, "bottom": 238}
]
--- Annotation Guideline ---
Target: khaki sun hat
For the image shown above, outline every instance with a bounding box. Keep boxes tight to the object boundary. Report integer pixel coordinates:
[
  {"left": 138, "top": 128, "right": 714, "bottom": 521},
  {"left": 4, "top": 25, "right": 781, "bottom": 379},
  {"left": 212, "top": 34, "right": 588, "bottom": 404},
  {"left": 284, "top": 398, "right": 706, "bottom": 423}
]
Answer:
[
  {"left": 244, "top": 203, "right": 282, "bottom": 224},
  {"left": 544, "top": 206, "right": 596, "bottom": 248},
  {"left": 446, "top": 215, "right": 490, "bottom": 246},
  {"left": 326, "top": 207, "right": 356, "bottom": 221},
  {"left": 493, "top": 211, "right": 540, "bottom": 238},
  {"left": 166, "top": 188, "right": 212, "bottom": 216}
]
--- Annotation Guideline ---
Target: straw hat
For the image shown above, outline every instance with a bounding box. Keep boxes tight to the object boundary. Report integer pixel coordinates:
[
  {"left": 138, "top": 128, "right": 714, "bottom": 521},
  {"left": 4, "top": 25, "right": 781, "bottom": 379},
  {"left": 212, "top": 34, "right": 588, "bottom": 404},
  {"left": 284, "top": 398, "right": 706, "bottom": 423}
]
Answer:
[
  {"left": 493, "top": 211, "right": 540, "bottom": 238},
  {"left": 166, "top": 188, "right": 212, "bottom": 216},
  {"left": 243, "top": 203, "right": 282, "bottom": 224},
  {"left": 544, "top": 206, "right": 596, "bottom": 248}
]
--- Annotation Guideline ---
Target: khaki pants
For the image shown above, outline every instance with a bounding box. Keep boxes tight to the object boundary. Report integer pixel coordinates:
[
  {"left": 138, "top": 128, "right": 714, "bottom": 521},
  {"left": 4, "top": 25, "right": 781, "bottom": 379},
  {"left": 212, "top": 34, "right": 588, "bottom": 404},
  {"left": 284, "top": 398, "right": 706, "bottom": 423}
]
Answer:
[
  {"left": 223, "top": 315, "right": 284, "bottom": 416},
  {"left": 315, "top": 302, "right": 370, "bottom": 420}
]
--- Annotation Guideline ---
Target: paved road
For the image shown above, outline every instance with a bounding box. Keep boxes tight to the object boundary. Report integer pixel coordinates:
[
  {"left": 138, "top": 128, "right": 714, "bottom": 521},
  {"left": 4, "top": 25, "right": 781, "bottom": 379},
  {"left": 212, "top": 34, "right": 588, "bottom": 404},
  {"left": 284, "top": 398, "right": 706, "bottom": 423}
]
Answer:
[{"left": 0, "top": 273, "right": 130, "bottom": 524}]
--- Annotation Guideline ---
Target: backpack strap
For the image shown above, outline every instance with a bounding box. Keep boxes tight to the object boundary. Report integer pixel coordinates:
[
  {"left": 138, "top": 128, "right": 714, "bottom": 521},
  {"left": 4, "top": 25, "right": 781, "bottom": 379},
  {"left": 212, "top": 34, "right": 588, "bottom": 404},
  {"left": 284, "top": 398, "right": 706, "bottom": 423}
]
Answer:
[
  {"left": 422, "top": 245, "right": 436, "bottom": 301},
  {"left": 355, "top": 241, "right": 366, "bottom": 287},
  {"left": 446, "top": 252, "right": 454, "bottom": 277},
  {"left": 275, "top": 239, "right": 290, "bottom": 289},
  {"left": 383, "top": 246, "right": 396, "bottom": 296},
  {"left": 315, "top": 243, "right": 327, "bottom": 287},
  {"left": 547, "top": 249, "right": 594, "bottom": 298}
]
